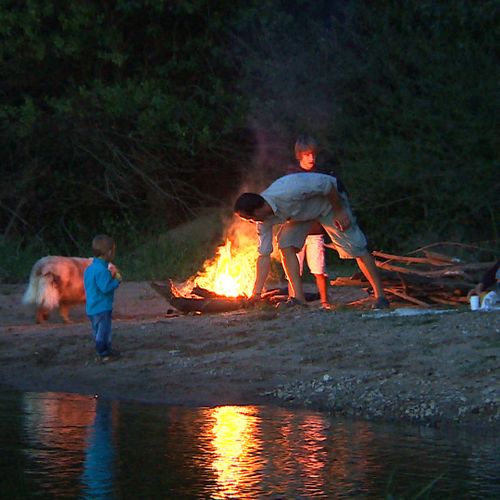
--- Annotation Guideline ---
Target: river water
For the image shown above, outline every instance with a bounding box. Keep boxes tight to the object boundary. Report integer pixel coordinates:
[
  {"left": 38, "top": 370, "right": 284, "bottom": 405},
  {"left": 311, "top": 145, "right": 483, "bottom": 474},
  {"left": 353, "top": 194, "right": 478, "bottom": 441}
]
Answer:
[{"left": 0, "top": 389, "right": 498, "bottom": 499}]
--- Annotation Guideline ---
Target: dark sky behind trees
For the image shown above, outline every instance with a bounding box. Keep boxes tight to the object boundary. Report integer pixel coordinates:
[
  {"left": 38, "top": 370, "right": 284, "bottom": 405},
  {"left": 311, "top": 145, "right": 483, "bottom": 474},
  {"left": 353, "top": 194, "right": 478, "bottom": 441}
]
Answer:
[{"left": 0, "top": 0, "right": 497, "bottom": 254}]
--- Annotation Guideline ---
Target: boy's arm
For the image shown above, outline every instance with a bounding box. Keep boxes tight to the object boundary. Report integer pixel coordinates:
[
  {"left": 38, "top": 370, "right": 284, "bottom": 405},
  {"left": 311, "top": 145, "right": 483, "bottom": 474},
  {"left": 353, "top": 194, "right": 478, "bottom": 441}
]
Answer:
[
  {"left": 251, "top": 254, "right": 271, "bottom": 298},
  {"left": 249, "top": 221, "right": 274, "bottom": 299},
  {"left": 327, "top": 186, "right": 351, "bottom": 231},
  {"left": 96, "top": 268, "right": 121, "bottom": 293}
]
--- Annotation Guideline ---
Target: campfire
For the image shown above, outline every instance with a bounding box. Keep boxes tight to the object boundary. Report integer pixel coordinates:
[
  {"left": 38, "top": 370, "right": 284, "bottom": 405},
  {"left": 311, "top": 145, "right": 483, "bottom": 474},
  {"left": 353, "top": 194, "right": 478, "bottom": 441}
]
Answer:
[
  {"left": 151, "top": 221, "right": 276, "bottom": 313},
  {"left": 184, "top": 237, "right": 258, "bottom": 298},
  {"left": 150, "top": 219, "right": 310, "bottom": 312}
]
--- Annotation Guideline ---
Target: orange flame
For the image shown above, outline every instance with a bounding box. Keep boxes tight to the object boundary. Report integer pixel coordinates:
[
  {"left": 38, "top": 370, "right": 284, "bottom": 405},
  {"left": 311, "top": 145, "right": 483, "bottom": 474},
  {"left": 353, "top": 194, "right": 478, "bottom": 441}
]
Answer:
[{"left": 193, "top": 237, "right": 258, "bottom": 297}]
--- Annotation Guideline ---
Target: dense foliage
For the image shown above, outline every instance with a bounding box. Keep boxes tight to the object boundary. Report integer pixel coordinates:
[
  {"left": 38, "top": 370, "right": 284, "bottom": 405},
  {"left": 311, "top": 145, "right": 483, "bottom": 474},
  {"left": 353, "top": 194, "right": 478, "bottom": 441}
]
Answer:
[
  {"left": 1, "top": 0, "right": 498, "bottom": 264},
  {"left": 0, "top": 0, "right": 249, "bottom": 255}
]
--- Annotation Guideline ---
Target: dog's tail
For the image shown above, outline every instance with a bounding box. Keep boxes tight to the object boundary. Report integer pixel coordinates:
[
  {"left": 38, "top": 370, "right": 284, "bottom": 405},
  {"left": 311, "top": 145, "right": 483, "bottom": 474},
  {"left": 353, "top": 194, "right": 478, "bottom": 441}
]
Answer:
[{"left": 22, "top": 261, "right": 60, "bottom": 310}]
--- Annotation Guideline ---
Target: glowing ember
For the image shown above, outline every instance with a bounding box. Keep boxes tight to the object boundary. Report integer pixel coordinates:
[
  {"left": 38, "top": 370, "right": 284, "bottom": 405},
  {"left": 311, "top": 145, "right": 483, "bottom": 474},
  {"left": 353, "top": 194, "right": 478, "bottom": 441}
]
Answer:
[{"left": 193, "top": 237, "right": 258, "bottom": 297}]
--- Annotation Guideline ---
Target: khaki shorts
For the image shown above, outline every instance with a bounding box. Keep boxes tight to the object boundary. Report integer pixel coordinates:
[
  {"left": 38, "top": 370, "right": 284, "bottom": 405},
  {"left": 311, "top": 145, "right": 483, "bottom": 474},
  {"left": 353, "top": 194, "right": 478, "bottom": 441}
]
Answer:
[{"left": 277, "top": 209, "right": 368, "bottom": 259}]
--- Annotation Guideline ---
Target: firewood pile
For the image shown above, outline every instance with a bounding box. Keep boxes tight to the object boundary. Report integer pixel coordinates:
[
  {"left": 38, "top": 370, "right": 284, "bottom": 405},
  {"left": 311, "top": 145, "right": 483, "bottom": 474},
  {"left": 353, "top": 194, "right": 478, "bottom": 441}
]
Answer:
[{"left": 329, "top": 244, "right": 495, "bottom": 307}]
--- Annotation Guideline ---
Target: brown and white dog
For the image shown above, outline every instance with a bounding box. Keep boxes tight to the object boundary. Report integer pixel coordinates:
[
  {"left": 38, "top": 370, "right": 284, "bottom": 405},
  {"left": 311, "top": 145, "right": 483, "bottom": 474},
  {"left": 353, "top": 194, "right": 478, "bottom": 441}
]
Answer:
[{"left": 22, "top": 256, "right": 118, "bottom": 324}]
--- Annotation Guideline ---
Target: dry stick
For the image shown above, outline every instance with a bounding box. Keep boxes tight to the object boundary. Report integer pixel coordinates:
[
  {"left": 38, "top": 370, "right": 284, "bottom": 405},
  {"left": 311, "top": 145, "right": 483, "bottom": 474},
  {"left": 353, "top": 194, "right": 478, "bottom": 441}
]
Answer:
[
  {"left": 330, "top": 277, "right": 366, "bottom": 287},
  {"left": 123, "top": 140, "right": 224, "bottom": 208},
  {"left": 345, "top": 297, "right": 373, "bottom": 307},
  {"left": 2, "top": 198, "right": 29, "bottom": 238},
  {"left": 372, "top": 251, "right": 456, "bottom": 266},
  {"left": 375, "top": 260, "right": 493, "bottom": 278},
  {"left": 408, "top": 241, "right": 497, "bottom": 256},
  {"left": 421, "top": 251, "right": 460, "bottom": 264},
  {"left": 78, "top": 141, "right": 209, "bottom": 216},
  {"left": 384, "top": 287, "right": 431, "bottom": 306},
  {"left": 428, "top": 295, "right": 467, "bottom": 305},
  {"left": 377, "top": 267, "right": 478, "bottom": 291}
]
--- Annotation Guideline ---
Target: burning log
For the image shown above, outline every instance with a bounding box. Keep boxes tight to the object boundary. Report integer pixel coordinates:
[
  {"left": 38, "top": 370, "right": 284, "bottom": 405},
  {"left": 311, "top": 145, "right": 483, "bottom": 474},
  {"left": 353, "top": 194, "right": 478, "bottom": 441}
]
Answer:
[
  {"left": 150, "top": 281, "right": 321, "bottom": 314},
  {"left": 150, "top": 280, "right": 249, "bottom": 313},
  {"left": 330, "top": 245, "right": 495, "bottom": 307}
]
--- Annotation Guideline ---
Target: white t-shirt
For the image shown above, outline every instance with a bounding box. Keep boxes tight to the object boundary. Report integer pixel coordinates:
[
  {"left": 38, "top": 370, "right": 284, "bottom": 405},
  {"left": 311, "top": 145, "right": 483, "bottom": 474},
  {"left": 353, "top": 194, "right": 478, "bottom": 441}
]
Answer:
[{"left": 257, "top": 173, "right": 340, "bottom": 255}]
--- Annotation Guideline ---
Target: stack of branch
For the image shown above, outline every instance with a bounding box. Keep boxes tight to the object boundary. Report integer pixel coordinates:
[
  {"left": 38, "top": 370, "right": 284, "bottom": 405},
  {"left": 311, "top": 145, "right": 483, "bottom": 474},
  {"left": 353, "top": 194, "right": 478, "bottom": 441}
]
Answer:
[{"left": 330, "top": 246, "right": 495, "bottom": 307}]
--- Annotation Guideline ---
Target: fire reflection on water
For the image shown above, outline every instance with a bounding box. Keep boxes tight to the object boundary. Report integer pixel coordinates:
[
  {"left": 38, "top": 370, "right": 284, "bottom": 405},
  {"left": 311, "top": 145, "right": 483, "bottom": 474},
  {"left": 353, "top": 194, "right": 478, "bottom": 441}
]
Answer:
[
  {"left": 12, "top": 392, "right": 491, "bottom": 498},
  {"left": 204, "top": 406, "right": 379, "bottom": 498},
  {"left": 20, "top": 394, "right": 377, "bottom": 498},
  {"left": 208, "top": 406, "right": 261, "bottom": 499}
]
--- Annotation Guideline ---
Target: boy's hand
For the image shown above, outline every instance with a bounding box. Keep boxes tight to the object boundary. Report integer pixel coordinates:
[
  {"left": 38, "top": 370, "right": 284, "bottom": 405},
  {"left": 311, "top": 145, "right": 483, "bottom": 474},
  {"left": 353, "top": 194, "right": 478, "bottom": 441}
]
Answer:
[
  {"left": 334, "top": 208, "right": 351, "bottom": 231},
  {"left": 114, "top": 271, "right": 123, "bottom": 282}
]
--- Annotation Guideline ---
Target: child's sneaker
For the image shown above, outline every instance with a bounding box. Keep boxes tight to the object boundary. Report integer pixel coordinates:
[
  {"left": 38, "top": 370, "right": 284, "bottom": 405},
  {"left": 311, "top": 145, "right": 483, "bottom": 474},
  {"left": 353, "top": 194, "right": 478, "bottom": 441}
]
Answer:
[
  {"left": 96, "top": 350, "right": 121, "bottom": 363},
  {"left": 105, "top": 349, "right": 121, "bottom": 361}
]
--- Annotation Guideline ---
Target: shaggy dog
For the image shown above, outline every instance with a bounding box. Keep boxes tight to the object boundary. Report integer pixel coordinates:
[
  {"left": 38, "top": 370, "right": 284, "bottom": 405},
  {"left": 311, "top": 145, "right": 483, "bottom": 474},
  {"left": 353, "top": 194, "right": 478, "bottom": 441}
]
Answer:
[{"left": 22, "top": 256, "right": 117, "bottom": 324}]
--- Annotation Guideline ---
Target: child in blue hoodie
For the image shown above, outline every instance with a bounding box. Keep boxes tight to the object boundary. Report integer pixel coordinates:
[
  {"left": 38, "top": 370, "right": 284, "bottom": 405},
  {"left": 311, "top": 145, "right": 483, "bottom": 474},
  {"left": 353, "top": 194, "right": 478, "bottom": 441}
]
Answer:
[{"left": 84, "top": 235, "right": 122, "bottom": 361}]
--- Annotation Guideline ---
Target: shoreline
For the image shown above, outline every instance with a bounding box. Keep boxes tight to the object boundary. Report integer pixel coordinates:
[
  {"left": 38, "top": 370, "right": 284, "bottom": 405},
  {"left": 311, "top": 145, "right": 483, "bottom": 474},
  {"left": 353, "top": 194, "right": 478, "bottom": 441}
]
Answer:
[{"left": 0, "top": 282, "right": 498, "bottom": 430}]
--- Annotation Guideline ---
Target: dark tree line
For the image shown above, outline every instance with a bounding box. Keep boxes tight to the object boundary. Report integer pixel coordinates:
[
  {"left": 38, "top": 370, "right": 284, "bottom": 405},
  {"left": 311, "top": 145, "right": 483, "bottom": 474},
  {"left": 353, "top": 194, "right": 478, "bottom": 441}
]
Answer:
[{"left": 1, "top": 0, "right": 498, "bottom": 255}]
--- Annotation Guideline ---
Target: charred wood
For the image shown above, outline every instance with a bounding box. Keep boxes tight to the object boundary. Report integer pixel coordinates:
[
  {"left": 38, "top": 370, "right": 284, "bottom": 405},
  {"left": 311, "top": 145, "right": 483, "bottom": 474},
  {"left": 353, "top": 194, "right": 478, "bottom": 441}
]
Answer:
[
  {"left": 151, "top": 281, "right": 247, "bottom": 313},
  {"left": 151, "top": 282, "right": 320, "bottom": 314}
]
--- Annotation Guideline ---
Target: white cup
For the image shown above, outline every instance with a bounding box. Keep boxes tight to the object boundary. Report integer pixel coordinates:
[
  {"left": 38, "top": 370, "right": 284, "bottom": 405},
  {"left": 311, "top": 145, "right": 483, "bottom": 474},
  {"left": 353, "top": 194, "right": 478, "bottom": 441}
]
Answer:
[{"left": 470, "top": 295, "right": 480, "bottom": 311}]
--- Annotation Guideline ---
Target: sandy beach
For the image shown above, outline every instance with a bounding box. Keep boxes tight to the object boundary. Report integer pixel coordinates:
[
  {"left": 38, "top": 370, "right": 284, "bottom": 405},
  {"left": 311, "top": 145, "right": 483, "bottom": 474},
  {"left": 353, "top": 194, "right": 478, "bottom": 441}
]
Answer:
[{"left": 0, "top": 281, "right": 498, "bottom": 430}]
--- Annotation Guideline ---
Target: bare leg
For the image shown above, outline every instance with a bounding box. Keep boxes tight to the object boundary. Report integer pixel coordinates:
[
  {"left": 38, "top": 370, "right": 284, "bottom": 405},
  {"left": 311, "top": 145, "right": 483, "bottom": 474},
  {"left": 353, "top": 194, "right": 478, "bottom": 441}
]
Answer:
[
  {"left": 313, "top": 273, "right": 331, "bottom": 308},
  {"left": 356, "top": 253, "right": 386, "bottom": 299},
  {"left": 280, "top": 247, "right": 306, "bottom": 302}
]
